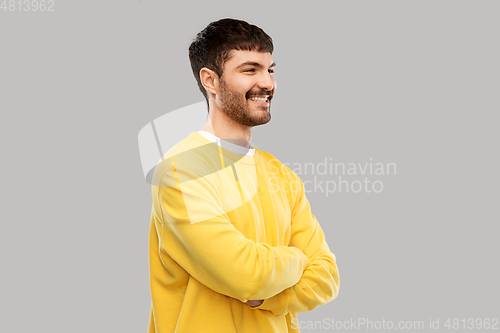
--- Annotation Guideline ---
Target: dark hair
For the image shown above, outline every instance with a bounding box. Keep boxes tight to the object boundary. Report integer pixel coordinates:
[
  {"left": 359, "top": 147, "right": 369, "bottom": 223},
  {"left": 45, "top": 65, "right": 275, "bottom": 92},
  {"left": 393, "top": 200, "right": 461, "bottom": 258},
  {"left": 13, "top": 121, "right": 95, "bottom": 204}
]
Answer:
[{"left": 188, "top": 18, "right": 274, "bottom": 105}]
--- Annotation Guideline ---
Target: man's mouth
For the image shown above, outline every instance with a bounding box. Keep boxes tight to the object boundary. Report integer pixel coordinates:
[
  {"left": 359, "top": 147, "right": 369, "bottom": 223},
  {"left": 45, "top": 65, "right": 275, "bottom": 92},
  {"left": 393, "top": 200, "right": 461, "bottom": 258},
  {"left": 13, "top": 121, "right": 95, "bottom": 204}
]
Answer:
[{"left": 248, "top": 95, "right": 272, "bottom": 105}]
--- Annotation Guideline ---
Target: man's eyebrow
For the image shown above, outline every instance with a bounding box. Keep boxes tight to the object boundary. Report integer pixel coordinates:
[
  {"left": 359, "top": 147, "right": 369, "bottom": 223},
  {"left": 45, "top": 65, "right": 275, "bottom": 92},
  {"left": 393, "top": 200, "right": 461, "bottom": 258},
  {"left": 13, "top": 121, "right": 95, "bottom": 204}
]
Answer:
[{"left": 236, "top": 61, "right": 276, "bottom": 69}]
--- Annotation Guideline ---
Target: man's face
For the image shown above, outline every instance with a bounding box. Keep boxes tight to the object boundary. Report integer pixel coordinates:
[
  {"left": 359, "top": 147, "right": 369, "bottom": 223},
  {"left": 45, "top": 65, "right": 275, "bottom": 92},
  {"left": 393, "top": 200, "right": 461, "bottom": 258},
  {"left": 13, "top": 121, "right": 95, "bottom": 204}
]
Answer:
[{"left": 216, "top": 50, "right": 276, "bottom": 127}]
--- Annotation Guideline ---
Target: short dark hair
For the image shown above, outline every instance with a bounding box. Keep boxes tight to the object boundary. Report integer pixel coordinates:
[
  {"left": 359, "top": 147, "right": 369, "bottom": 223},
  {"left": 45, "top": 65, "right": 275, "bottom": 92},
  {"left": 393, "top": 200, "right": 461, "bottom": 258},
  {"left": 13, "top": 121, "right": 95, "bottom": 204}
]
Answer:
[{"left": 188, "top": 18, "right": 274, "bottom": 104}]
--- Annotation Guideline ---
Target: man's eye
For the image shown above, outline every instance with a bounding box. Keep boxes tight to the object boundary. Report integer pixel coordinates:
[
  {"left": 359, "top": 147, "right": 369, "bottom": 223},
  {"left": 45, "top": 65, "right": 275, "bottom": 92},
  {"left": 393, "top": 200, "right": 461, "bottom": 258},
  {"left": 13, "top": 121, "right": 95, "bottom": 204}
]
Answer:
[
  {"left": 268, "top": 69, "right": 275, "bottom": 74},
  {"left": 245, "top": 69, "right": 255, "bottom": 72}
]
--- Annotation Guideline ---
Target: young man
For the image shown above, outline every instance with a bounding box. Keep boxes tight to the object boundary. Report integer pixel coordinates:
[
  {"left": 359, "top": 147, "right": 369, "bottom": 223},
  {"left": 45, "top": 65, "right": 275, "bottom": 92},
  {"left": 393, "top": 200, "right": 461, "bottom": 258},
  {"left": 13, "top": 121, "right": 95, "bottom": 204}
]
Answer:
[{"left": 147, "top": 18, "right": 339, "bottom": 333}]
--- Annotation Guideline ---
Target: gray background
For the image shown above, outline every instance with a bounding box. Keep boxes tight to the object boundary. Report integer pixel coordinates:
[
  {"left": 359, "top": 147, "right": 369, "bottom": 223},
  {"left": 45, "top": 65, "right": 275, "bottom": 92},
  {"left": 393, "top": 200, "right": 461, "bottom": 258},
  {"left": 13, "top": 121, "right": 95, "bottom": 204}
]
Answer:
[{"left": 1, "top": 1, "right": 498, "bottom": 332}]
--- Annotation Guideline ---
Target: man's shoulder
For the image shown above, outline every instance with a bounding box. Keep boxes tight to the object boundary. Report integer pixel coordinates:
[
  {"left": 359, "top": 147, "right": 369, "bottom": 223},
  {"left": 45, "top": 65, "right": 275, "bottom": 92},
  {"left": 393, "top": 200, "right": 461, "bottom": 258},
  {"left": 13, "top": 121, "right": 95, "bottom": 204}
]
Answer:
[
  {"left": 151, "top": 132, "right": 222, "bottom": 184},
  {"left": 257, "top": 149, "right": 300, "bottom": 180},
  {"left": 257, "top": 148, "right": 304, "bottom": 204},
  {"left": 258, "top": 149, "right": 282, "bottom": 166}
]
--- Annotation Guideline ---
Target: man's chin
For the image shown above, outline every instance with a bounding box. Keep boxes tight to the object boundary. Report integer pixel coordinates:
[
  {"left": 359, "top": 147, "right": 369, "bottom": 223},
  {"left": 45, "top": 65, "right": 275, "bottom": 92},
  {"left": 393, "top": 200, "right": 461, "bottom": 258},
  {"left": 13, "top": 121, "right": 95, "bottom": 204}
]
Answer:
[
  {"left": 250, "top": 114, "right": 271, "bottom": 127},
  {"left": 222, "top": 105, "right": 271, "bottom": 126}
]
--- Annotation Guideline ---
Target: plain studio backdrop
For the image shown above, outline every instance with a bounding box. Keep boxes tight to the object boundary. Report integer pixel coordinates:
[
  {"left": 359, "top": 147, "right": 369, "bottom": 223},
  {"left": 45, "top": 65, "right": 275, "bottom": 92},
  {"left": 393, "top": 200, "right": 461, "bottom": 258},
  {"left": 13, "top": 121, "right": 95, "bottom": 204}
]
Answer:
[{"left": 1, "top": 1, "right": 498, "bottom": 332}]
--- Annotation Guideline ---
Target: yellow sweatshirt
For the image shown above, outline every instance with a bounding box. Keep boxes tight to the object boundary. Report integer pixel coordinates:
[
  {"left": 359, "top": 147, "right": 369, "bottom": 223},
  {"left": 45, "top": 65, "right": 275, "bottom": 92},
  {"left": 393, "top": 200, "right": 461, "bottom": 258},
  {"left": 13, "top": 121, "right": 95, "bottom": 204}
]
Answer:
[{"left": 147, "top": 132, "right": 339, "bottom": 333}]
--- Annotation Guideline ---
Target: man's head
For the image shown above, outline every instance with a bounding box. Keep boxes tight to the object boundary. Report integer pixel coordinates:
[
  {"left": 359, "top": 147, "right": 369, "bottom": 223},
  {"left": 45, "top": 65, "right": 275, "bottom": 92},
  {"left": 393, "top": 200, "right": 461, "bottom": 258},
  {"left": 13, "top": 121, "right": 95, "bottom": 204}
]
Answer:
[{"left": 189, "top": 18, "right": 276, "bottom": 127}]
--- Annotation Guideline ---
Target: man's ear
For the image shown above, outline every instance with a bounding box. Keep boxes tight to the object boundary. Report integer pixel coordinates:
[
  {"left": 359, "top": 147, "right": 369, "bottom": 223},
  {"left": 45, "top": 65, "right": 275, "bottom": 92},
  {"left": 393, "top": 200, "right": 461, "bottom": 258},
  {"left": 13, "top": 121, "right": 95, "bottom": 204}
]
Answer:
[{"left": 199, "top": 68, "right": 218, "bottom": 96}]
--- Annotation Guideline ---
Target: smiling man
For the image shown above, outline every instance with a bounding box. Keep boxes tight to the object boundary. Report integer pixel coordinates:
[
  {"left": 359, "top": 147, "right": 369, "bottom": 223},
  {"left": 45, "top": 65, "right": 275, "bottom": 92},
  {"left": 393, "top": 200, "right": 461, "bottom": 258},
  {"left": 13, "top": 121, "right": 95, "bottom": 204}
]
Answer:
[{"left": 147, "top": 18, "right": 339, "bottom": 333}]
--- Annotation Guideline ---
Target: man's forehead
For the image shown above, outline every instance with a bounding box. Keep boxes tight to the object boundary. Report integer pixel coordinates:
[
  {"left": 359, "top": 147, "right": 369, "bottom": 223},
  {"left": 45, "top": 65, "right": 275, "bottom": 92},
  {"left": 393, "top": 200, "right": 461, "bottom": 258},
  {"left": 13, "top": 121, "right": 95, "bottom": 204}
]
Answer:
[{"left": 226, "top": 50, "right": 275, "bottom": 68}]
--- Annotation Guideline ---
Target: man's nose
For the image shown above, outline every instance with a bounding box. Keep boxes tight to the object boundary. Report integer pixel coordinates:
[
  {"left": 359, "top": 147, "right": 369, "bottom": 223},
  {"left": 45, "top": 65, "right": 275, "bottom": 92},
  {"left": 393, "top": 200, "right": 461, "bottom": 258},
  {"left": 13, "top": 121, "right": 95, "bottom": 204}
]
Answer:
[{"left": 257, "top": 72, "right": 275, "bottom": 92}]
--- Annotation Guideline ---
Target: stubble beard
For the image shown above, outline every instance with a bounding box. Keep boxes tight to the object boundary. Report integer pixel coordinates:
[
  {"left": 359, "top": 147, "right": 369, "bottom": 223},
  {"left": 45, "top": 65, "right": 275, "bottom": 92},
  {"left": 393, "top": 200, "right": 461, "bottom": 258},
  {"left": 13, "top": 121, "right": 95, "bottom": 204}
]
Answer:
[{"left": 218, "top": 77, "right": 272, "bottom": 127}]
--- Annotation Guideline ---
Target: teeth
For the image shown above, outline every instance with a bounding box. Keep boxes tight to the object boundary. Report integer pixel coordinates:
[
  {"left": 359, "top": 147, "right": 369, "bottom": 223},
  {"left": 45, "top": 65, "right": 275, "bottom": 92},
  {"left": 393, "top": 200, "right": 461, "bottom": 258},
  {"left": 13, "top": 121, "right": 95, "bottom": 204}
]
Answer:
[{"left": 249, "top": 97, "right": 267, "bottom": 102}]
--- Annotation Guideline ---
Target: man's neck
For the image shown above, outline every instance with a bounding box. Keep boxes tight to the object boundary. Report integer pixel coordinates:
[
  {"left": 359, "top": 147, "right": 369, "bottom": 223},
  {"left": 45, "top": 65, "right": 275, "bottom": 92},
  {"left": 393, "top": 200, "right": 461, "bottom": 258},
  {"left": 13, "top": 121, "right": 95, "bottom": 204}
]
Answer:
[{"left": 201, "top": 109, "right": 253, "bottom": 149}]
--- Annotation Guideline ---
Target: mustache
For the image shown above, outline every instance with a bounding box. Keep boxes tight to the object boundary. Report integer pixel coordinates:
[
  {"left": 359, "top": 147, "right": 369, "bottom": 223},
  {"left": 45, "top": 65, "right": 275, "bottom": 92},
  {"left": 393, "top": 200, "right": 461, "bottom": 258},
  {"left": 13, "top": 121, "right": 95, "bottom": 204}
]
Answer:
[{"left": 246, "top": 91, "right": 273, "bottom": 99}]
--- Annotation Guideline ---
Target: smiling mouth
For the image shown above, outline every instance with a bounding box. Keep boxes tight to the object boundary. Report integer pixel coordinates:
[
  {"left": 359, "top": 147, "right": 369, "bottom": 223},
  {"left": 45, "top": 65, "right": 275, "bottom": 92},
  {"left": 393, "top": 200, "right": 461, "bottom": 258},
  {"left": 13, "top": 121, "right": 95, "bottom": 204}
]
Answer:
[
  {"left": 249, "top": 96, "right": 268, "bottom": 102},
  {"left": 248, "top": 95, "right": 272, "bottom": 104}
]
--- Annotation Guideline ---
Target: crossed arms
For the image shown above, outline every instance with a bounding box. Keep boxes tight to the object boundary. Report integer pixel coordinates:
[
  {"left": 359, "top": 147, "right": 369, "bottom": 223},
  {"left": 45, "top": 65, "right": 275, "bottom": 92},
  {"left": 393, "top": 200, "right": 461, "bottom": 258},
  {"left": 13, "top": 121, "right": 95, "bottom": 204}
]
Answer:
[{"left": 154, "top": 158, "right": 339, "bottom": 314}]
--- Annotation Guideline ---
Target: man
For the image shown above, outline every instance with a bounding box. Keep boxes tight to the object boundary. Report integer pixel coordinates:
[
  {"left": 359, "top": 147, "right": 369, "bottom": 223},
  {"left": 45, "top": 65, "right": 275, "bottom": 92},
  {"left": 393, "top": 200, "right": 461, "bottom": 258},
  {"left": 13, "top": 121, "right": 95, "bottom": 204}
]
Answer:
[{"left": 147, "top": 18, "right": 339, "bottom": 333}]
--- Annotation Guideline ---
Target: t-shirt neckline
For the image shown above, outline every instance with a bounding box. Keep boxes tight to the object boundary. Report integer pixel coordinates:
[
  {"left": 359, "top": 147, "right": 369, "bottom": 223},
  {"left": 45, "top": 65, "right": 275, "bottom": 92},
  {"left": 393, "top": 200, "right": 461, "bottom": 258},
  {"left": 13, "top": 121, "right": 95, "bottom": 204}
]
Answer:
[{"left": 190, "top": 131, "right": 260, "bottom": 165}]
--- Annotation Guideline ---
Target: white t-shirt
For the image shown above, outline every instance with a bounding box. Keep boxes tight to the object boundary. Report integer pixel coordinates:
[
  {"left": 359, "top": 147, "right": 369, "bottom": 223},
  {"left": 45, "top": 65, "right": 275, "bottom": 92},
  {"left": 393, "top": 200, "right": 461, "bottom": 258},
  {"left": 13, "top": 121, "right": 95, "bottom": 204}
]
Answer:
[{"left": 197, "top": 130, "right": 255, "bottom": 156}]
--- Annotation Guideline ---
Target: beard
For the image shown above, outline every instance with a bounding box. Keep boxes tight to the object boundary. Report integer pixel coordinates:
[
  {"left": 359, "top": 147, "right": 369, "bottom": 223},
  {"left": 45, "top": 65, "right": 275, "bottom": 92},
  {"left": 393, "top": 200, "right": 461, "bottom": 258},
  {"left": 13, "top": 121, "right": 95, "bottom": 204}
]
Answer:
[{"left": 218, "top": 77, "right": 272, "bottom": 127}]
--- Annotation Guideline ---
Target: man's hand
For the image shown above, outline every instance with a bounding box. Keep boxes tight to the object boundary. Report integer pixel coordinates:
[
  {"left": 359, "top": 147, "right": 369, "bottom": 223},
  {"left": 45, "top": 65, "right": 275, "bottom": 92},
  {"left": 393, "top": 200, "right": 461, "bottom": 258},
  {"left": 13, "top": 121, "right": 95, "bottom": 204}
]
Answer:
[{"left": 245, "top": 299, "right": 264, "bottom": 307}]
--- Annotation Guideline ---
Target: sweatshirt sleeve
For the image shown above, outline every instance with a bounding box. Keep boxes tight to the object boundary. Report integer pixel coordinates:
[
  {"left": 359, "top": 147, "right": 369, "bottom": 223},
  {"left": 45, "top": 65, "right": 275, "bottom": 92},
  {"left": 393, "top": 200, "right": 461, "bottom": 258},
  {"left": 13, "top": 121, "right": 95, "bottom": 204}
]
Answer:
[
  {"left": 154, "top": 157, "right": 309, "bottom": 303},
  {"left": 252, "top": 174, "right": 340, "bottom": 315}
]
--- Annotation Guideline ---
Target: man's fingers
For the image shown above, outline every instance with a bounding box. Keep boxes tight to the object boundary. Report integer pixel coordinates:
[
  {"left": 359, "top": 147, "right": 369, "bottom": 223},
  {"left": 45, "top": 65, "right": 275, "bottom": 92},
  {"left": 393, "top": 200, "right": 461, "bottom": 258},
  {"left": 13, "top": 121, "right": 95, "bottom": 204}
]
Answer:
[{"left": 245, "top": 299, "right": 264, "bottom": 307}]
